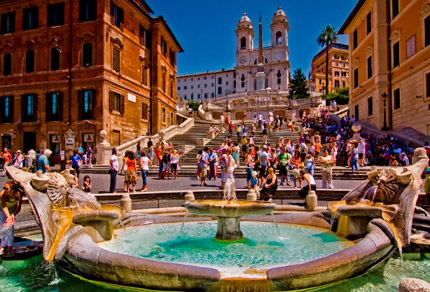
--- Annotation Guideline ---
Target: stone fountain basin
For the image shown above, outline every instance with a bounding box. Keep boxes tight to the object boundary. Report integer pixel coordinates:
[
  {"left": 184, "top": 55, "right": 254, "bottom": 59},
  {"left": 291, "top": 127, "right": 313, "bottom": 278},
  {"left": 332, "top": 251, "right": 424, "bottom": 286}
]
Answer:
[
  {"left": 184, "top": 200, "right": 276, "bottom": 217},
  {"left": 58, "top": 213, "right": 396, "bottom": 291}
]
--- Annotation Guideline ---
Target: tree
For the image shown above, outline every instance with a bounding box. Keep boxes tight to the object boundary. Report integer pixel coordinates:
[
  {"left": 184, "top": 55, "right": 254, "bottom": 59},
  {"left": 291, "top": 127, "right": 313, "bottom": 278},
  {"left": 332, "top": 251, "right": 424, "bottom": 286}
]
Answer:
[
  {"left": 323, "top": 87, "right": 349, "bottom": 105},
  {"left": 290, "top": 68, "right": 310, "bottom": 99},
  {"left": 187, "top": 101, "right": 201, "bottom": 111},
  {"left": 317, "top": 25, "right": 338, "bottom": 95}
]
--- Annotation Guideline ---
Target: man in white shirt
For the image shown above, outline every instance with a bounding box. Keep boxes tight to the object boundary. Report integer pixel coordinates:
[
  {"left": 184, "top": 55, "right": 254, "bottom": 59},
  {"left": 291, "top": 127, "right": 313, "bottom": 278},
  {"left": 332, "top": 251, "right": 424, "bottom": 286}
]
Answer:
[
  {"left": 357, "top": 138, "right": 366, "bottom": 167},
  {"left": 109, "top": 148, "right": 119, "bottom": 193}
]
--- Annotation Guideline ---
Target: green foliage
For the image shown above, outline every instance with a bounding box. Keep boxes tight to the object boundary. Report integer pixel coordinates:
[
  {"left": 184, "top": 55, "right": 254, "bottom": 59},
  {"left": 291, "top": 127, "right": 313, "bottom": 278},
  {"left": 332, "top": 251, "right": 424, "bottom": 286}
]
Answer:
[
  {"left": 187, "top": 101, "right": 201, "bottom": 111},
  {"left": 323, "top": 87, "right": 350, "bottom": 105},
  {"left": 317, "top": 25, "right": 338, "bottom": 47},
  {"left": 290, "top": 68, "right": 310, "bottom": 100}
]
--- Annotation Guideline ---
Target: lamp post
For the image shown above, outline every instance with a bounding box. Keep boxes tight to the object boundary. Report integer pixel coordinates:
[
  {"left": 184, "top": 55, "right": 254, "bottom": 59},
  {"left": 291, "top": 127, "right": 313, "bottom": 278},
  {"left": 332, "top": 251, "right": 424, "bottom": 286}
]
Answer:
[{"left": 381, "top": 92, "right": 389, "bottom": 131}]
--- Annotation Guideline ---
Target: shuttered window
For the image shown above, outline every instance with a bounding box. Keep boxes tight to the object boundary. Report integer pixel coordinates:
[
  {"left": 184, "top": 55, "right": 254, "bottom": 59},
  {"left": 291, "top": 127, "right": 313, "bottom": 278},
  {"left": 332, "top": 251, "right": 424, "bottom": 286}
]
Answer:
[
  {"left": 113, "top": 47, "right": 120, "bottom": 73},
  {"left": 109, "top": 91, "right": 124, "bottom": 115},
  {"left": 21, "top": 94, "right": 37, "bottom": 122},
  {"left": 0, "top": 96, "right": 14, "bottom": 123},
  {"left": 142, "top": 103, "right": 148, "bottom": 120},
  {"left": 26, "top": 50, "right": 34, "bottom": 73}
]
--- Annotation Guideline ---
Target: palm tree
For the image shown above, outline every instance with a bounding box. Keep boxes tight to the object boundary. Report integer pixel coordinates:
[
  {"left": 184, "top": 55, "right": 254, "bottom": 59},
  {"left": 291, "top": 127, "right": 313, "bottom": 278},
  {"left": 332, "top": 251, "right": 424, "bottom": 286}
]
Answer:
[{"left": 317, "top": 25, "right": 338, "bottom": 95}]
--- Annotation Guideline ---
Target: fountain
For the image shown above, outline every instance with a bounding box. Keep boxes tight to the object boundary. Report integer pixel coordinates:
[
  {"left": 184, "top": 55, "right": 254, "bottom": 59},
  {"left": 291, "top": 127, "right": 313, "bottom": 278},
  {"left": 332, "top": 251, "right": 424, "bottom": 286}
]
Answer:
[{"left": 3, "top": 148, "right": 428, "bottom": 291}]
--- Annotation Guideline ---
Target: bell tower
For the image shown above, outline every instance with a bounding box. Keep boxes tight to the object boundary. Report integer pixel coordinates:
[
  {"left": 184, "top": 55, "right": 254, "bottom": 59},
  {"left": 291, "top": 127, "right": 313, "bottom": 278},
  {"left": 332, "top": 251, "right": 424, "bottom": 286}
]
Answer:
[
  {"left": 235, "top": 13, "right": 254, "bottom": 67},
  {"left": 270, "top": 7, "right": 289, "bottom": 47}
]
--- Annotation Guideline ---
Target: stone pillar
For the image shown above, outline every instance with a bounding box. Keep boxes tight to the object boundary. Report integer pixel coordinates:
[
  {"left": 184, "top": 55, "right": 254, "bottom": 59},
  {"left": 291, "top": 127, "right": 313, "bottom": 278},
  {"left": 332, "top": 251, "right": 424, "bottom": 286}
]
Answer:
[
  {"left": 216, "top": 217, "right": 243, "bottom": 241},
  {"left": 306, "top": 190, "right": 318, "bottom": 211},
  {"left": 184, "top": 191, "right": 195, "bottom": 201},
  {"left": 120, "top": 193, "right": 132, "bottom": 213},
  {"left": 246, "top": 189, "right": 257, "bottom": 201},
  {"left": 95, "top": 130, "right": 112, "bottom": 165}
]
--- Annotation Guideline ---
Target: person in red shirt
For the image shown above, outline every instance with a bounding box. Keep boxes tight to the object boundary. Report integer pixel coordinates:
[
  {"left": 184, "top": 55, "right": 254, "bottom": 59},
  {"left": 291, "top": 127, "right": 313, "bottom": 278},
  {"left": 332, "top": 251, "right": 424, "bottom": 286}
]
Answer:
[{"left": 1, "top": 148, "right": 12, "bottom": 176}]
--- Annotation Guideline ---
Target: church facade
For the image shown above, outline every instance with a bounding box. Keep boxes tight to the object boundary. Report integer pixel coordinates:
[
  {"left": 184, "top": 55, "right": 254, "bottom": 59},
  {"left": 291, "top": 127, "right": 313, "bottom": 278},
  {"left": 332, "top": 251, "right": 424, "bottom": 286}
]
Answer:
[{"left": 177, "top": 7, "right": 290, "bottom": 101}]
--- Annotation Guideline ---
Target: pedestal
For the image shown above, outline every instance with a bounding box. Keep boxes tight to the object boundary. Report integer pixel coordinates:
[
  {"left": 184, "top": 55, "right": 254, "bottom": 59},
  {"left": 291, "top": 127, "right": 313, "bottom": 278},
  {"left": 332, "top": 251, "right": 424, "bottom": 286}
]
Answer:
[{"left": 216, "top": 217, "right": 243, "bottom": 241}]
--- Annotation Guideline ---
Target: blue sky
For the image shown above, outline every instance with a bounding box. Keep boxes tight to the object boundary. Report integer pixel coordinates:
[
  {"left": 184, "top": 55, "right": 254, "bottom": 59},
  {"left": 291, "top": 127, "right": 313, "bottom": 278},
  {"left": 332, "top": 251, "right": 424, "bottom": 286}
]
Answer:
[{"left": 146, "top": 0, "right": 357, "bottom": 77}]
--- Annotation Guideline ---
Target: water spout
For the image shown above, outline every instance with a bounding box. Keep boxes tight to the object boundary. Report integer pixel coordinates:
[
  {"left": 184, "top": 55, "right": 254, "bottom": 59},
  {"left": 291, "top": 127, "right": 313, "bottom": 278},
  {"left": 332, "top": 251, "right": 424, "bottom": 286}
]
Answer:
[{"left": 271, "top": 212, "right": 280, "bottom": 237}]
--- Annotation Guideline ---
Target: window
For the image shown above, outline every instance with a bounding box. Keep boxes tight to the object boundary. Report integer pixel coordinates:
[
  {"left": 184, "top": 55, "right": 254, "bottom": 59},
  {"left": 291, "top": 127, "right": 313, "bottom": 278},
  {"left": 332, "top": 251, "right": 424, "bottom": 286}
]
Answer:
[
  {"left": 425, "top": 15, "right": 430, "bottom": 47},
  {"left": 78, "top": 90, "right": 95, "bottom": 120},
  {"left": 142, "top": 103, "right": 148, "bottom": 120},
  {"left": 178, "top": 87, "right": 181, "bottom": 90},
  {"left": 191, "top": 85, "right": 193, "bottom": 89},
  {"left": 51, "top": 48, "right": 60, "bottom": 71},
  {"left": 169, "top": 49, "right": 175, "bottom": 66},
  {"left": 334, "top": 71, "right": 340, "bottom": 76},
  {"left": 0, "top": 96, "right": 14, "bottom": 123},
  {"left": 25, "top": 50, "right": 34, "bottom": 73},
  {"left": 354, "top": 104, "right": 359, "bottom": 121},
  {"left": 162, "top": 70, "right": 166, "bottom": 92},
  {"left": 198, "top": 84, "right": 200, "bottom": 88},
  {"left": 142, "top": 66, "right": 148, "bottom": 86},
  {"left": 393, "top": 88, "right": 400, "bottom": 109},
  {"left": 170, "top": 77, "right": 174, "bottom": 97},
  {"left": 393, "top": 41, "right": 400, "bottom": 68},
  {"left": 218, "top": 87, "right": 222, "bottom": 94},
  {"left": 218, "top": 77, "right": 222, "bottom": 85},
  {"left": 3, "top": 54, "right": 11, "bottom": 76},
  {"left": 184, "top": 86, "right": 187, "bottom": 90},
  {"left": 1, "top": 12, "right": 15, "bottom": 34},
  {"left": 110, "top": 1, "right": 123, "bottom": 30},
  {"left": 170, "top": 112, "right": 173, "bottom": 126},
  {"left": 276, "top": 31, "right": 282, "bottom": 45},
  {"left": 47, "top": 3, "right": 64, "bottom": 27},
  {"left": 342, "top": 71, "right": 347, "bottom": 77},
  {"left": 191, "top": 93, "right": 193, "bottom": 100},
  {"left": 204, "top": 84, "right": 207, "bottom": 88},
  {"left": 21, "top": 94, "right": 37, "bottom": 122},
  {"left": 113, "top": 47, "right": 120, "bottom": 72},
  {"left": 233, "top": 80, "right": 236, "bottom": 88},
  {"left": 334, "top": 80, "right": 340, "bottom": 88},
  {"left": 162, "top": 107, "right": 166, "bottom": 123},
  {"left": 197, "top": 94, "right": 200, "bottom": 99},
  {"left": 23, "top": 7, "right": 38, "bottom": 30},
  {"left": 46, "top": 92, "right": 63, "bottom": 121},
  {"left": 79, "top": 0, "right": 97, "bottom": 22},
  {"left": 366, "top": 12, "right": 371, "bottom": 35},
  {"left": 109, "top": 92, "right": 122, "bottom": 113},
  {"left": 353, "top": 29, "right": 358, "bottom": 49},
  {"left": 139, "top": 25, "right": 151, "bottom": 49},
  {"left": 426, "top": 72, "right": 430, "bottom": 98},
  {"left": 82, "top": 43, "right": 92, "bottom": 67},
  {"left": 367, "top": 56, "right": 372, "bottom": 79},
  {"left": 240, "top": 37, "right": 246, "bottom": 50},
  {"left": 211, "top": 93, "right": 214, "bottom": 97},
  {"left": 161, "top": 37, "right": 167, "bottom": 56},
  {"left": 368, "top": 97, "right": 373, "bottom": 116},
  {"left": 392, "top": 0, "right": 399, "bottom": 19},
  {"left": 354, "top": 68, "right": 359, "bottom": 89}
]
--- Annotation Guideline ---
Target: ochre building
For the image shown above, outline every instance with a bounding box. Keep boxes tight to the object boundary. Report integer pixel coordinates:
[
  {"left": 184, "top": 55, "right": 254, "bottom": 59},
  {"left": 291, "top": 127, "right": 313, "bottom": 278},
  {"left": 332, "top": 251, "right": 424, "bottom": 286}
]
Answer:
[
  {"left": 339, "top": 0, "right": 430, "bottom": 135},
  {"left": 310, "top": 43, "right": 350, "bottom": 94},
  {"left": 0, "top": 0, "right": 182, "bottom": 161}
]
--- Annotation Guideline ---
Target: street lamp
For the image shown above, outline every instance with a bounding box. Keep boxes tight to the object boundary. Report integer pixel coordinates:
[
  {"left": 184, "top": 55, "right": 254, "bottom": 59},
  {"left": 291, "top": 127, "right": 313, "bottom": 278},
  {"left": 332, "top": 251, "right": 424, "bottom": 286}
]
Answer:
[{"left": 381, "top": 92, "right": 389, "bottom": 131}]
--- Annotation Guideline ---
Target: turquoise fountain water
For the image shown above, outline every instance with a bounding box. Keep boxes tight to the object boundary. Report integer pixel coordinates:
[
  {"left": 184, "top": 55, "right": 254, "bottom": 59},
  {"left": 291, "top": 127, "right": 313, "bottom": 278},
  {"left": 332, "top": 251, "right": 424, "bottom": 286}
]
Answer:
[{"left": 98, "top": 222, "right": 353, "bottom": 278}]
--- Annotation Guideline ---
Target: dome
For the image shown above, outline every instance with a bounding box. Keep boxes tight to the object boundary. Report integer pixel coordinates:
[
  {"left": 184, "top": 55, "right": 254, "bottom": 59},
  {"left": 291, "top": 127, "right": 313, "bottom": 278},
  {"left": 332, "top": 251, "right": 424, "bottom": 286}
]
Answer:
[
  {"left": 240, "top": 12, "right": 251, "bottom": 23},
  {"left": 274, "top": 6, "right": 286, "bottom": 17},
  {"left": 237, "top": 12, "right": 253, "bottom": 29},
  {"left": 272, "top": 6, "right": 288, "bottom": 24}
]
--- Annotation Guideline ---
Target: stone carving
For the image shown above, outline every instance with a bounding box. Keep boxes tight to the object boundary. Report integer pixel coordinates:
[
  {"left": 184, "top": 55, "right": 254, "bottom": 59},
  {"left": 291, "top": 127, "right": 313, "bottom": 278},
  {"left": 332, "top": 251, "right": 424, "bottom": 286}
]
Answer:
[
  {"left": 330, "top": 148, "right": 429, "bottom": 247},
  {"left": 6, "top": 166, "right": 123, "bottom": 262}
]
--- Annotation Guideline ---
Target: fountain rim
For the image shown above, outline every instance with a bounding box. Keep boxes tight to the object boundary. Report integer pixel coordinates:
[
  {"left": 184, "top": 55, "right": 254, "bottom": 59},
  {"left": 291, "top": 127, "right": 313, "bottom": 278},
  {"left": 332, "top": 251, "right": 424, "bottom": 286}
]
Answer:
[{"left": 59, "top": 213, "right": 395, "bottom": 291}]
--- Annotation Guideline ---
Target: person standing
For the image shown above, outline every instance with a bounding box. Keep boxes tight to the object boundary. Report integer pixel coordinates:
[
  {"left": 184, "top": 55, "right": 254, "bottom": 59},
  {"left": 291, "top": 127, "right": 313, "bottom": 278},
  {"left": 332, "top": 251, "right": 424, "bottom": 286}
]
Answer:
[
  {"left": 71, "top": 150, "right": 82, "bottom": 178},
  {"left": 258, "top": 146, "right": 269, "bottom": 187},
  {"left": 277, "top": 147, "right": 291, "bottom": 186},
  {"left": 358, "top": 138, "right": 366, "bottom": 167},
  {"left": 170, "top": 150, "right": 180, "bottom": 180},
  {"left": 199, "top": 147, "right": 209, "bottom": 186},
  {"left": 124, "top": 151, "right": 138, "bottom": 192},
  {"left": 13, "top": 150, "right": 24, "bottom": 169},
  {"left": 1, "top": 148, "right": 12, "bottom": 176},
  {"left": 319, "top": 148, "right": 335, "bottom": 189},
  {"left": 86, "top": 146, "right": 93, "bottom": 168},
  {"left": 109, "top": 148, "right": 119, "bottom": 193},
  {"left": 350, "top": 142, "right": 359, "bottom": 173},
  {"left": 139, "top": 151, "right": 151, "bottom": 191},
  {"left": 208, "top": 149, "right": 218, "bottom": 180},
  {"left": 0, "top": 181, "right": 23, "bottom": 253},
  {"left": 37, "top": 149, "right": 52, "bottom": 173}
]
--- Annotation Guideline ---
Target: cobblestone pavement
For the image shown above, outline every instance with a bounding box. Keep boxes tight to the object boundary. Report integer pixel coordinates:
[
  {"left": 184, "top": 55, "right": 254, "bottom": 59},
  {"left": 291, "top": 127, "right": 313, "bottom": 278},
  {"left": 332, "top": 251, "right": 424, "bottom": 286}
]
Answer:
[{"left": 0, "top": 172, "right": 363, "bottom": 194}]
